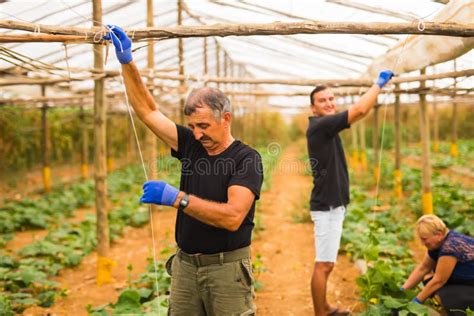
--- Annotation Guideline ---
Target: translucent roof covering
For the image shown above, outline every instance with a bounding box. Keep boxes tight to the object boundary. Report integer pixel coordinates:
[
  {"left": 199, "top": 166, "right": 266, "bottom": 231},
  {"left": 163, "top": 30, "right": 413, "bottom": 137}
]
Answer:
[{"left": 1, "top": 0, "right": 472, "bottom": 111}]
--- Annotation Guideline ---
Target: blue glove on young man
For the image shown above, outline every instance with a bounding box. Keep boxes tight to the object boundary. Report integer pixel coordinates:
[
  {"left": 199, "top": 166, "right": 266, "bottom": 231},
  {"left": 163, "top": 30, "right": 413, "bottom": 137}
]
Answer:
[
  {"left": 103, "top": 25, "right": 133, "bottom": 64},
  {"left": 376, "top": 70, "right": 395, "bottom": 88},
  {"left": 140, "top": 180, "right": 180, "bottom": 206}
]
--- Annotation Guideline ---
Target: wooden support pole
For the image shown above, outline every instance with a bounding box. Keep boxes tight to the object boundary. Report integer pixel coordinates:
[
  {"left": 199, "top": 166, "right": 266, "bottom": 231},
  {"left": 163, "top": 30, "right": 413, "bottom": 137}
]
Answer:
[
  {"left": 93, "top": 0, "right": 112, "bottom": 285},
  {"left": 419, "top": 68, "right": 433, "bottom": 214},
  {"left": 223, "top": 52, "right": 229, "bottom": 91},
  {"left": 350, "top": 96, "right": 360, "bottom": 171},
  {"left": 451, "top": 60, "right": 459, "bottom": 157},
  {"left": 394, "top": 83, "right": 403, "bottom": 199},
  {"left": 178, "top": 0, "right": 185, "bottom": 124},
  {"left": 1, "top": 20, "right": 472, "bottom": 43},
  {"left": 147, "top": 0, "right": 159, "bottom": 214},
  {"left": 203, "top": 37, "right": 208, "bottom": 85},
  {"left": 432, "top": 94, "right": 440, "bottom": 153},
  {"left": 359, "top": 118, "right": 368, "bottom": 171},
  {"left": 252, "top": 84, "right": 257, "bottom": 144},
  {"left": 373, "top": 105, "right": 380, "bottom": 184},
  {"left": 80, "top": 105, "right": 89, "bottom": 179},
  {"left": 228, "top": 59, "right": 234, "bottom": 105},
  {"left": 106, "top": 119, "right": 114, "bottom": 173},
  {"left": 41, "top": 85, "right": 51, "bottom": 193},
  {"left": 215, "top": 41, "right": 220, "bottom": 88}
]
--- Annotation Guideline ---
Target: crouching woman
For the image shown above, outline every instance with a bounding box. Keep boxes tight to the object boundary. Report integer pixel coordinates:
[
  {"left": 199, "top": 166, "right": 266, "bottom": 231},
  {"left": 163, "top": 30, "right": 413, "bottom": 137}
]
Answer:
[{"left": 402, "top": 214, "right": 474, "bottom": 315}]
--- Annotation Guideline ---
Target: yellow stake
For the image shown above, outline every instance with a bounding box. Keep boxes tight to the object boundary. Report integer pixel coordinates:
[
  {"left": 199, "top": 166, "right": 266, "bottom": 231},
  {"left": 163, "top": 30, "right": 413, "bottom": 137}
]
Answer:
[
  {"left": 394, "top": 169, "right": 403, "bottom": 199},
  {"left": 374, "top": 165, "right": 380, "bottom": 184},
  {"left": 360, "top": 152, "right": 368, "bottom": 171},
  {"left": 450, "top": 143, "right": 459, "bottom": 157},
  {"left": 107, "top": 158, "right": 115, "bottom": 173},
  {"left": 97, "top": 256, "right": 116, "bottom": 285},
  {"left": 43, "top": 166, "right": 51, "bottom": 192},
  {"left": 81, "top": 164, "right": 89, "bottom": 179},
  {"left": 422, "top": 192, "right": 433, "bottom": 215},
  {"left": 352, "top": 150, "right": 360, "bottom": 170}
]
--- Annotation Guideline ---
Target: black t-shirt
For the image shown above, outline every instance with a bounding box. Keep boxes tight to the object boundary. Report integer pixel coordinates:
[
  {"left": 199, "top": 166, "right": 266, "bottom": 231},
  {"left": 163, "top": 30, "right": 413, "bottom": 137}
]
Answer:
[
  {"left": 306, "top": 110, "right": 350, "bottom": 211},
  {"left": 171, "top": 124, "right": 263, "bottom": 254}
]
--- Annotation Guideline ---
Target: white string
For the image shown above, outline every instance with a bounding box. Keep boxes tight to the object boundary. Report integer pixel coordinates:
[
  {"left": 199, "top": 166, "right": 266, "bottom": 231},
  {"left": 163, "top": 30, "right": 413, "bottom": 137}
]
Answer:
[
  {"left": 107, "top": 26, "right": 125, "bottom": 53},
  {"left": 117, "top": 68, "right": 163, "bottom": 313},
  {"left": 374, "top": 35, "right": 410, "bottom": 202},
  {"left": 63, "top": 44, "right": 71, "bottom": 81}
]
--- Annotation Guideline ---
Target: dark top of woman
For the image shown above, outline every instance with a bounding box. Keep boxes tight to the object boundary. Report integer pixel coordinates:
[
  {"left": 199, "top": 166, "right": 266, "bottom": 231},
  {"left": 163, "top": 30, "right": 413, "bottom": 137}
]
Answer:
[{"left": 429, "top": 230, "right": 474, "bottom": 283}]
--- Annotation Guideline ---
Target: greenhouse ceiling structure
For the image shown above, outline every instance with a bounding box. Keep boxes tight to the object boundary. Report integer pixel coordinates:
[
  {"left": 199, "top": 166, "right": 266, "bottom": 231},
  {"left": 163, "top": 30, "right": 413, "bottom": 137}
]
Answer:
[{"left": 1, "top": 0, "right": 473, "bottom": 112}]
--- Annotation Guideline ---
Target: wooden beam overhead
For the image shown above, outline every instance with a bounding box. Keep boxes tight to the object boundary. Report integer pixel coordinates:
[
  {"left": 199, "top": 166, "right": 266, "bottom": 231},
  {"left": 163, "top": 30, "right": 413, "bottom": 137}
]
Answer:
[
  {"left": 1, "top": 20, "right": 472, "bottom": 43},
  {"left": 1, "top": 68, "right": 472, "bottom": 87}
]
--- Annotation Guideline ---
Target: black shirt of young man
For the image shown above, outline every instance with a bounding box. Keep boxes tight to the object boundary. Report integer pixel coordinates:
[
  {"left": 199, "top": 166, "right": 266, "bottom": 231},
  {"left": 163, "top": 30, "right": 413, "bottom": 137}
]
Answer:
[
  {"left": 306, "top": 110, "right": 350, "bottom": 211},
  {"left": 171, "top": 124, "right": 264, "bottom": 254}
]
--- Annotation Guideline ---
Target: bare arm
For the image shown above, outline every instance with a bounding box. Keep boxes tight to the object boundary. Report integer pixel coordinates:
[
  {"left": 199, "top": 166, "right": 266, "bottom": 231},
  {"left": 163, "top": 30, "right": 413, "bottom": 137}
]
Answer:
[
  {"left": 121, "top": 62, "right": 178, "bottom": 151},
  {"left": 416, "top": 256, "right": 457, "bottom": 302},
  {"left": 402, "top": 253, "right": 436, "bottom": 290},
  {"left": 347, "top": 84, "right": 382, "bottom": 125},
  {"left": 173, "top": 185, "right": 255, "bottom": 232}
]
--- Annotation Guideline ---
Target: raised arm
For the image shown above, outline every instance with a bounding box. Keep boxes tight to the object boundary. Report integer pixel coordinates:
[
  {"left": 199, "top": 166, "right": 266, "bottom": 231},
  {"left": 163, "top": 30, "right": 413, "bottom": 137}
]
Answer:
[
  {"left": 347, "top": 70, "right": 394, "bottom": 125},
  {"left": 104, "top": 25, "right": 178, "bottom": 151}
]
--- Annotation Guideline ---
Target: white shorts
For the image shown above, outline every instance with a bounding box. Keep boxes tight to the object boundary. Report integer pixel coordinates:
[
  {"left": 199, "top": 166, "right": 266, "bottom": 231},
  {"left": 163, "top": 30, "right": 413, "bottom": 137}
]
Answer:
[{"left": 311, "top": 205, "right": 346, "bottom": 263}]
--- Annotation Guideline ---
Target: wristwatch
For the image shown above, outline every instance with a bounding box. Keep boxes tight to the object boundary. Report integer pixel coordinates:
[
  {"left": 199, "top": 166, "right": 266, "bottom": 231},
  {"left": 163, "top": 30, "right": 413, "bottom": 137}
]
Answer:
[{"left": 178, "top": 193, "right": 189, "bottom": 211}]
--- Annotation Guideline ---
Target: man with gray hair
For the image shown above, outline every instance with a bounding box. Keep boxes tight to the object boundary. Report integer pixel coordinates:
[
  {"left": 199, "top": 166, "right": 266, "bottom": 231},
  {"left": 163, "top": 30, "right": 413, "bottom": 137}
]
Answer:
[{"left": 105, "top": 25, "right": 263, "bottom": 315}]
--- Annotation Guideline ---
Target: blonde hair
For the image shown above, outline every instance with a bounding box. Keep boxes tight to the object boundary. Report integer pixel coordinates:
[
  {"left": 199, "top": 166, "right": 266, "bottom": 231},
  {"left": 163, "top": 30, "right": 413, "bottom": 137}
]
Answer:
[{"left": 416, "top": 215, "right": 448, "bottom": 236}]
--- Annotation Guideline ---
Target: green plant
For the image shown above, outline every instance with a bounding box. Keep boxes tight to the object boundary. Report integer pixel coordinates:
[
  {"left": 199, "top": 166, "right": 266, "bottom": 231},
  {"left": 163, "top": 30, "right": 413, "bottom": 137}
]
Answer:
[{"left": 252, "top": 253, "right": 266, "bottom": 291}]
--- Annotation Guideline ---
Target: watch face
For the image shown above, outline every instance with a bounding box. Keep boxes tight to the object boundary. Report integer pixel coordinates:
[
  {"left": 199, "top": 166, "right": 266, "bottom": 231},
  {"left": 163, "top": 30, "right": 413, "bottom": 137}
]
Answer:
[{"left": 180, "top": 195, "right": 189, "bottom": 208}]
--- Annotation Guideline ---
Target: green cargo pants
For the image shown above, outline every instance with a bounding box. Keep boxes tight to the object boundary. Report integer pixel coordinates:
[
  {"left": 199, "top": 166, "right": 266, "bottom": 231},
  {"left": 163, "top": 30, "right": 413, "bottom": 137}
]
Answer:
[{"left": 165, "top": 247, "right": 256, "bottom": 316}]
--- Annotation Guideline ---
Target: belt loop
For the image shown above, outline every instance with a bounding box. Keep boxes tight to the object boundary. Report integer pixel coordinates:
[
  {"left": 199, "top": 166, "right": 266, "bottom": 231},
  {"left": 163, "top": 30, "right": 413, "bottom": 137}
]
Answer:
[
  {"left": 219, "top": 252, "right": 224, "bottom": 265},
  {"left": 194, "top": 255, "right": 201, "bottom": 267}
]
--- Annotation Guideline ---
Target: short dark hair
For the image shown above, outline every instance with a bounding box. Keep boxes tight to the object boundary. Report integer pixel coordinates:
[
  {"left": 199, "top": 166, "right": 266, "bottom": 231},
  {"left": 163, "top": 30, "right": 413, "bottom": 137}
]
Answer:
[
  {"left": 184, "top": 87, "right": 231, "bottom": 119},
  {"left": 310, "top": 85, "right": 328, "bottom": 105}
]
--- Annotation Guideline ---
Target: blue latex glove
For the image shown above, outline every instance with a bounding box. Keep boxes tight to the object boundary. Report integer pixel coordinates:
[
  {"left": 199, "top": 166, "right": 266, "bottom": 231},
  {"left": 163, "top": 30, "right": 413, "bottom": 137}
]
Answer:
[
  {"left": 103, "top": 25, "right": 133, "bottom": 64},
  {"left": 376, "top": 70, "right": 394, "bottom": 88},
  {"left": 412, "top": 297, "right": 422, "bottom": 304},
  {"left": 140, "top": 180, "right": 179, "bottom": 206}
]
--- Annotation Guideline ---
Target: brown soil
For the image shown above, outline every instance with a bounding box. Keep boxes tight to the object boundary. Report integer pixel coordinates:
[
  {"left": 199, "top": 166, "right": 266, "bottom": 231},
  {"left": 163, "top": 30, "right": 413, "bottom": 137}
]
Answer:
[
  {"left": 20, "top": 144, "right": 362, "bottom": 316},
  {"left": 253, "top": 144, "right": 362, "bottom": 315}
]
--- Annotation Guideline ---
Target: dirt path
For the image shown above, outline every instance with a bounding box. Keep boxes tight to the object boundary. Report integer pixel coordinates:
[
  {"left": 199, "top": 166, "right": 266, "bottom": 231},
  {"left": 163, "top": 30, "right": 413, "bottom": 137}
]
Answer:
[{"left": 253, "top": 144, "right": 361, "bottom": 315}]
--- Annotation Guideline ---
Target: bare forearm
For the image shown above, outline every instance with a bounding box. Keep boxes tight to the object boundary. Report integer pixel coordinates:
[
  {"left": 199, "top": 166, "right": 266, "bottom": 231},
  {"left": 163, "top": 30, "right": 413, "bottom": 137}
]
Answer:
[
  {"left": 173, "top": 192, "right": 243, "bottom": 231},
  {"left": 121, "top": 62, "right": 156, "bottom": 118},
  {"left": 416, "top": 278, "right": 445, "bottom": 302},
  {"left": 348, "top": 84, "right": 381, "bottom": 124},
  {"left": 403, "top": 265, "right": 430, "bottom": 289}
]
